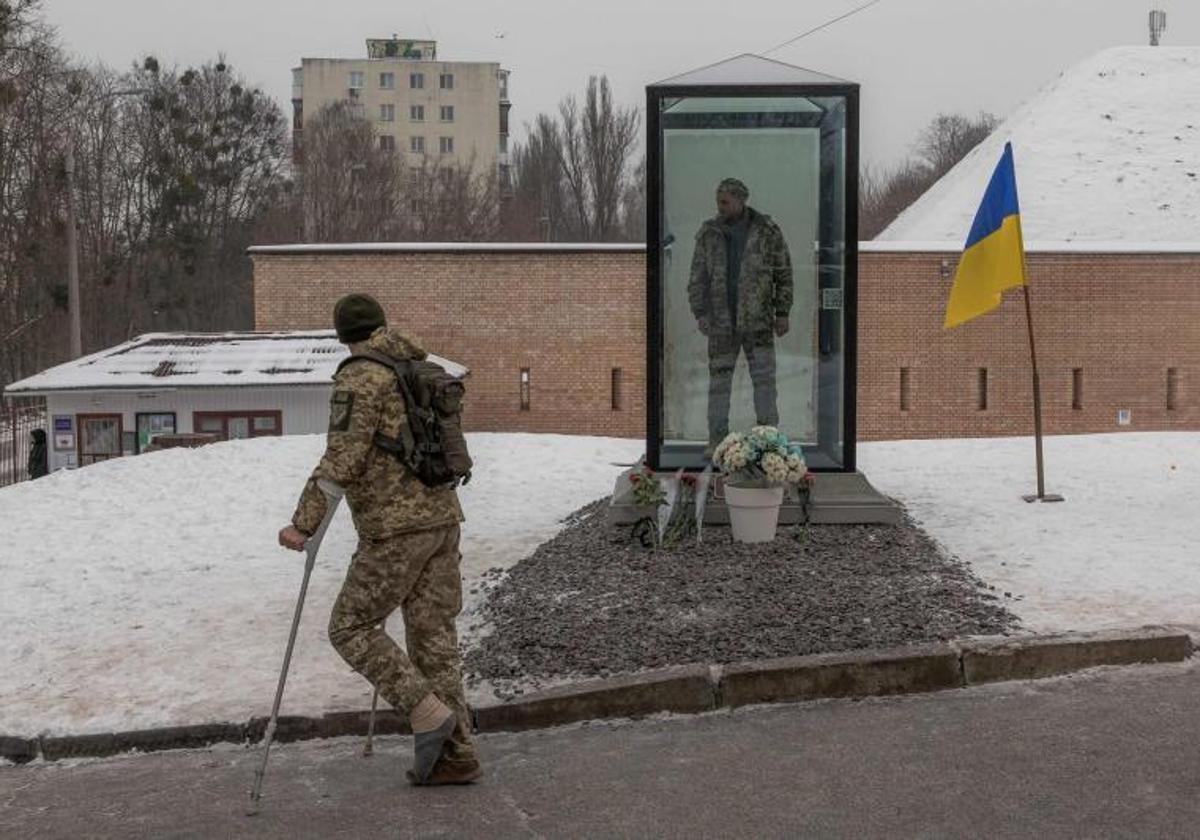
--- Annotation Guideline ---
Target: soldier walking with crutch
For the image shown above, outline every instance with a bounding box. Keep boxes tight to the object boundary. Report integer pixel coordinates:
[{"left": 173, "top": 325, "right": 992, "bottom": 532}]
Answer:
[{"left": 262, "top": 294, "right": 480, "bottom": 807}]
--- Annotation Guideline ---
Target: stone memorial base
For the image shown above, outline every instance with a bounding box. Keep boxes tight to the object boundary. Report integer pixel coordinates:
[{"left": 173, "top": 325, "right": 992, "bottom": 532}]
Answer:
[{"left": 607, "top": 467, "right": 901, "bottom": 527}]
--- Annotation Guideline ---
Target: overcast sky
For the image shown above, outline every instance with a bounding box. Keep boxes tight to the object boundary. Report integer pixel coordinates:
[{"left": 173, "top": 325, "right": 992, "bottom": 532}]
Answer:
[{"left": 42, "top": 0, "right": 1200, "bottom": 168}]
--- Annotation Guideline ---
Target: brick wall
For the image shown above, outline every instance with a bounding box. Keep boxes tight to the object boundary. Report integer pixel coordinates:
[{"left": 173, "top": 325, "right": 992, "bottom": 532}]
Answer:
[
  {"left": 252, "top": 246, "right": 1200, "bottom": 441},
  {"left": 251, "top": 248, "right": 646, "bottom": 438},
  {"left": 858, "top": 249, "right": 1200, "bottom": 440}
]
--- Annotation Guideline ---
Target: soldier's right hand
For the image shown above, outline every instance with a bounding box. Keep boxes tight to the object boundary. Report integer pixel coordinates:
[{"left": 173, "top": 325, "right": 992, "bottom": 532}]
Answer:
[
  {"left": 697, "top": 317, "right": 710, "bottom": 336},
  {"left": 278, "top": 525, "right": 308, "bottom": 552}
]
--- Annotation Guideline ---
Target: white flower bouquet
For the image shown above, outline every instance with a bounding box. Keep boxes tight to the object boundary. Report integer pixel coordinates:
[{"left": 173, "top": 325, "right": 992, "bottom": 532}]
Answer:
[{"left": 711, "top": 426, "right": 808, "bottom": 488}]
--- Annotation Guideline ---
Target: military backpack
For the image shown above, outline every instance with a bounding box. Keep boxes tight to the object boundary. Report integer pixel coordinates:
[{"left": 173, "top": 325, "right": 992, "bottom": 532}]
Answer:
[{"left": 336, "top": 351, "right": 473, "bottom": 487}]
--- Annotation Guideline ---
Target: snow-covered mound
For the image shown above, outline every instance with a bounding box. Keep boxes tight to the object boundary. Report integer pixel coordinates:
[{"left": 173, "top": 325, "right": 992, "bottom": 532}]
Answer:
[
  {"left": 4, "top": 430, "right": 1200, "bottom": 737},
  {"left": 878, "top": 47, "right": 1200, "bottom": 243},
  {"left": 0, "top": 433, "right": 641, "bottom": 735}
]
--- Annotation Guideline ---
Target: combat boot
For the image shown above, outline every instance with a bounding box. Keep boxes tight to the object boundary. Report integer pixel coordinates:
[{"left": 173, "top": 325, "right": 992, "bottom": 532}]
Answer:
[{"left": 406, "top": 755, "right": 483, "bottom": 786}]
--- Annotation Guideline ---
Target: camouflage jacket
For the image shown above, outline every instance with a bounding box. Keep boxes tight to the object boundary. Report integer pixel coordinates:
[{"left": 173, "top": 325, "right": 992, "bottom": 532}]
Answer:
[
  {"left": 687, "top": 207, "right": 793, "bottom": 335},
  {"left": 292, "top": 327, "right": 464, "bottom": 540}
]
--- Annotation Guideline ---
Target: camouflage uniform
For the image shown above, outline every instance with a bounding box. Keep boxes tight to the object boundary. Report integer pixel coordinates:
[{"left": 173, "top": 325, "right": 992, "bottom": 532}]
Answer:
[
  {"left": 292, "top": 326, "right": 474, "bottom": 760},
  {"left": 687, "top": 207, "right": 793, "bottom": 444}
]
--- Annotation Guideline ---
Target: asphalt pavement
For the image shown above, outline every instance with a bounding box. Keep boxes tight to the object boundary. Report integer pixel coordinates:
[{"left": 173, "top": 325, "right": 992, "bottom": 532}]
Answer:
[{"left": 3, "top": 660, "right": 1199, "bottom": 839}]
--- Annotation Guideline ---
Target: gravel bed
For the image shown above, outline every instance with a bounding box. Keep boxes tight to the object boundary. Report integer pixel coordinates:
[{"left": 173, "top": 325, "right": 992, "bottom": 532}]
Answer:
[{"left": 464, "top": 499, "right": 1020, "bottom": 698}]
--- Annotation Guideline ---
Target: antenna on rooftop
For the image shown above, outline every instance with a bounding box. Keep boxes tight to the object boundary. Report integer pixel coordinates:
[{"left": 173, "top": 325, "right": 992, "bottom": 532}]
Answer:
[{"left": 1149, "top": 10, "right": 1167, "bottom": 46}]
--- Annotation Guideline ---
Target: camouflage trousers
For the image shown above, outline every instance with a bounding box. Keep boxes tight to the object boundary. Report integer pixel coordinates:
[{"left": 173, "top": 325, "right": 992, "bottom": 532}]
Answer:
[
  {"left": 707, "top": 330, "right": 779, "bottom": 444},
  {"left": 328, "top": 524, "right": 474, "bottom": 760}
]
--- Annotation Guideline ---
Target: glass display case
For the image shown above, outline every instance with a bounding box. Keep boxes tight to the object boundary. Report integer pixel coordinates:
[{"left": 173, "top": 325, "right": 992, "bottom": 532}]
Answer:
[{"left": 646, "top": 55, "right": 858, "bottom": 471}]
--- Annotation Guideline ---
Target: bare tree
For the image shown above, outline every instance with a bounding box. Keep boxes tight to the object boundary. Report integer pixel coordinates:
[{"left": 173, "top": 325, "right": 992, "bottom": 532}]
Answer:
[
  {"left": 580, "top": 76, "right": 639, "bottom": 240},
  {"left": 917, "top": 112, "right": 1000, "bottom": 179},
  {"left": 505, "top": 113, "right": 570, "bottom": 240},
  {"left": 859, "top": 111, "right": 999, "bottom": 239},
  {"left": 404, "top": 154, "right": 498, "bottom": 241},
  {"left": 509, "top": 75, "right": 642, "bottom": 243},
  {"left": 0, "top": 1, "right": 73, "bottom": 387},
  {"left": 296, "top": 101, "right": 403, "bottom": 242}
]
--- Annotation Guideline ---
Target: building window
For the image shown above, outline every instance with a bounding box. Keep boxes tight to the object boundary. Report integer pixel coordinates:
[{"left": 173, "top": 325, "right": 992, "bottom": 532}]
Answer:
[
  {"left": 379, "top": 104, "right": 395, "bottom": 122},
  {"left": 499, "top": 134, "right": 508, "bottom": 154},
  {"left": 440, "top": 105, "right": 454, "bottom": 122},
  {"left": 1071, "top": 368, "right": 1083, "bottom": 410},
  {"left": 410, "top": 135, "right": 425, "bottom": 153},
  {"left": 78, "top": 414, "right": 123, "bottom": 466},
  {"left": 193, "top": 411, "right": 282, "bottom": 442},
  {"left": 410, "top": 72, "right": 424, "bottom": 90},
  {"left": 410, "top": 104, "right": 425, "bottom": 122},
  {"left": 410, "top": 198, "right": 421, "bottom": 214},
  {"left": 135, "top": 412, "right": 177, "bottom": 454},
  {"left": 439, "top": 136, "right": 454, "bottom": 154},
  {"left": 900, "top": 367, "right": 910, "bottom": 412},
  {"left": 499, "top": 71, "right": 509, "bottom": 99},
  {"left": 348, "top": 71, "right": 364, "bottom": 90},
  {"left": 1167, "top": 367, "right": 1179, "bottom": 411},
  {"left": 379, "top": 135, "right": 395, "bottom": 152},
  {"left": 440, "top": 73, "right": 454, "bottom": 90},
  {"left": 611, "top": 368, "right": 623, "bottom": 411},
  {"left": 520, "top": 368, "right": 530, "bottom": 411},
  {"left": 379, "top": 71, "right": 394, "bottom": 89},
  {"left": 977, "top": 368, "right": 988, "bottom": 411},
  {"left": 349, "top": 102, "right": 366, "bottom": 120}
]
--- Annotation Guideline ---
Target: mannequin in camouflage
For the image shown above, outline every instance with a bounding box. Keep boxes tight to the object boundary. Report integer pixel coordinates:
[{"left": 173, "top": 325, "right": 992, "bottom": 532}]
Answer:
[
  {"left": 688, "top": 177, "right": 794, "bottom": 452},
  {"left": 278, "top": 293, "right": 480, "bottom": 786}
]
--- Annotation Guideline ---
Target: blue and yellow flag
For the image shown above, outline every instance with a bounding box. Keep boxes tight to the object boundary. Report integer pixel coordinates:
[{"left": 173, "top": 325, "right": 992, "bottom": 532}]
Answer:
[{"left": 943, "top": 142, "right": 1027, "bottom": 328}]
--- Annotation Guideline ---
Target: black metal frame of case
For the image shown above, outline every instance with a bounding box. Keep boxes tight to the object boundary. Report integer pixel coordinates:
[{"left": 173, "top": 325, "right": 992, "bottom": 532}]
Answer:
[{"left": 645, "top": 82, "right": 860, "bottom": 472}]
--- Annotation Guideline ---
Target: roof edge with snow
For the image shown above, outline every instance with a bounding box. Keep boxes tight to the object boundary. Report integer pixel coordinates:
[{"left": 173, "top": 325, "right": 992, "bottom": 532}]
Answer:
[
  {"left": 862, "top": 241, "right": 1200, "bottom": 254},
  {"left": 248, "top": 242, "right": 648, "bottom": 255}
]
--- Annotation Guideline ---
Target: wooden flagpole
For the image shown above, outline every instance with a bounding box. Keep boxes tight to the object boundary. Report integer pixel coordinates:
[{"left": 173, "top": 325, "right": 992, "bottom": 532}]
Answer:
[{"left": 1018, "top": 233, "right": 1063, "bottom": 503}]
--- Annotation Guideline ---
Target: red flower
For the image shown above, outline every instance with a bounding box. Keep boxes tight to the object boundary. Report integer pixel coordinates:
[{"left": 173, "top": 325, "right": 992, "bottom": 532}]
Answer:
[
  {"left": 629, "top": 473, "right": 638, "bottom": 483},
  {"left": 805, "top": 473, "right": 817, "bottom": 484}
]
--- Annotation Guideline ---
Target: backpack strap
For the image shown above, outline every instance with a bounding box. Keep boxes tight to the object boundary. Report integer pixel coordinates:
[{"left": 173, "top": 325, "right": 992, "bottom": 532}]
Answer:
[{"left": 335, "top": 352, "right": 423, "bottom": 466}]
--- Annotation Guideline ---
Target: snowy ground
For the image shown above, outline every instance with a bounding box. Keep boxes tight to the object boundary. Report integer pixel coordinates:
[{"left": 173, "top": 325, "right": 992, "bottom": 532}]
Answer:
[
  {"left": 2, "top": 431, "right": 1198, "bottom": 737},
  {"left": 858, "top": 432, "right": 1200, "bottom": 634}
]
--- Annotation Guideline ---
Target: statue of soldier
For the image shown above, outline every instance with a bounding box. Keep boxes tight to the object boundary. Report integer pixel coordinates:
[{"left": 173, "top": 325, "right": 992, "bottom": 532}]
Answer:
[
  {"left": 688, "top": 177, "right": 794, "bottom": 453},
  {"left": 277, "top": 293, "right": 481, "bottom": 786}
]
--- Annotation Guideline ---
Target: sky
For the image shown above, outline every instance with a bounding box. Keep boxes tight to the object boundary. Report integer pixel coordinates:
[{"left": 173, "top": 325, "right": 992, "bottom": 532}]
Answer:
[{"left": 41, "top": 0, "right": 1200, "bottom": 169}]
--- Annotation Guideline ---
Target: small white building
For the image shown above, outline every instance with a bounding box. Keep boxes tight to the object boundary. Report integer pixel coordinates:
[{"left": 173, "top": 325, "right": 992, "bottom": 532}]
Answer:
[{"left": 2, "top": 331, "right": 466, "bottom": 471}]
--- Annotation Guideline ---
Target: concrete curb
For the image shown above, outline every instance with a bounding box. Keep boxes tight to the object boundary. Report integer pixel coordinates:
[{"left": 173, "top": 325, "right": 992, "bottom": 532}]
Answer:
[
  {"left": 958, "top": 625, "right": 1192, "bottom": 685},
  {"left": 719, "top": 644, "right": 963, "bottom": 708},
  {"left": 475, "top": 665, "right": 715, "bottom": 733},
  {"left": 4, "top": 626, "right": 1190, "bottom": 764}
]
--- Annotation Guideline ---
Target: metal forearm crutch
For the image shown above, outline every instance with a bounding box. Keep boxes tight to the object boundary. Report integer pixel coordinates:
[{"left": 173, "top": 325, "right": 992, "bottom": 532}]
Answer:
[
  {"left": 363, "top": 686, "right": 380, "bottom": 756},
  {"left": 248, "top": 485, "right": 343, "bottom": 816}
]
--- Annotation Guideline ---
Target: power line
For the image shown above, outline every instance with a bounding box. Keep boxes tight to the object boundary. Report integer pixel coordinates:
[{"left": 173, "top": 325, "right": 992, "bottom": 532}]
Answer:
[{"left": 763, "top": 0, "right": 886, "bottom": 56}]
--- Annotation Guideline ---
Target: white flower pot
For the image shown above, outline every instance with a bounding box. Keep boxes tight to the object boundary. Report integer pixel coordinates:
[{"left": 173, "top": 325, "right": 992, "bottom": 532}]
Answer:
[{"left": 724, "top": 484, "right": 784, "bottom": 543}]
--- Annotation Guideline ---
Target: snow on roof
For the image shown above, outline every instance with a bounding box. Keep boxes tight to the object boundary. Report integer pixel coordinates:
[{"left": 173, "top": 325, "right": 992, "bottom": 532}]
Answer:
[
  {"left": 4, "top": 331, "right": 468, "bottom": 395},
  {"left": 878, "top": 47, "right": 1200, "bottom": 243},
  {"left": 248, "top": 242, "right": 647, "bottom": 255}
]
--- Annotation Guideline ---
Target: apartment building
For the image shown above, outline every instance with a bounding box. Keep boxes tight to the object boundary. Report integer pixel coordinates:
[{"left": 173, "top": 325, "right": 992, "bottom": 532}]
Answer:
[{"left": 292, "top": 37, "right": 511, "bottom": 183}]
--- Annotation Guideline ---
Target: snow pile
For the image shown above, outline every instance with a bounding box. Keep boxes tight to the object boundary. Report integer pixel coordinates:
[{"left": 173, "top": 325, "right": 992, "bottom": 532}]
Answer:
[
  {"left": 0, "top": 433, "right": 641, "bottom": 735},
  {"left": 2, "top": 430, "right": 1199, "bottom": 736},
  {"left": 878, "top": 47, "right": 1200, "bottom": 243}
]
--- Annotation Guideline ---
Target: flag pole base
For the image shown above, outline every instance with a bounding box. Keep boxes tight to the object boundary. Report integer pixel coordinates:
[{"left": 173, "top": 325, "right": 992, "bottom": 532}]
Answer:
[{"left": 1022, "top": 493, "right": 1065, "bottom": 503}]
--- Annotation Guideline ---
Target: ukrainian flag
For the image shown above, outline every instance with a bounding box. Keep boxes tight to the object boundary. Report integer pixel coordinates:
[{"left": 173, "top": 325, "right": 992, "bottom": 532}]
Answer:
[{"left": 943, "top": 142, "right": 1027, "bottom": 328}]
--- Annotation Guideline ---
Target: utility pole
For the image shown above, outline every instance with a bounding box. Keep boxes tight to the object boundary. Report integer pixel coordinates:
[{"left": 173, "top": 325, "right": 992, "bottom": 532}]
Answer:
[
  {"left": 64, "top": 87, "right": 148, "bottom": 359},
  {"left": 65, "top": 141, "right": 81, "bottom": 358}
]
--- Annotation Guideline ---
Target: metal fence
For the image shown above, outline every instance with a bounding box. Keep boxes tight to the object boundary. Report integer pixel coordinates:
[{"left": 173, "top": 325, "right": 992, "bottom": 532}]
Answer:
[{"left": 1, "top": 396, "right": 48, "bottom": 488}]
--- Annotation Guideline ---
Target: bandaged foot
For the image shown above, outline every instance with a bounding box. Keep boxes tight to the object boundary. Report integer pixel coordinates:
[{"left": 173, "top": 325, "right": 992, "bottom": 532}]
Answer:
[{"left": 410, "top": 694, "right": 457, "bottom": 783}]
